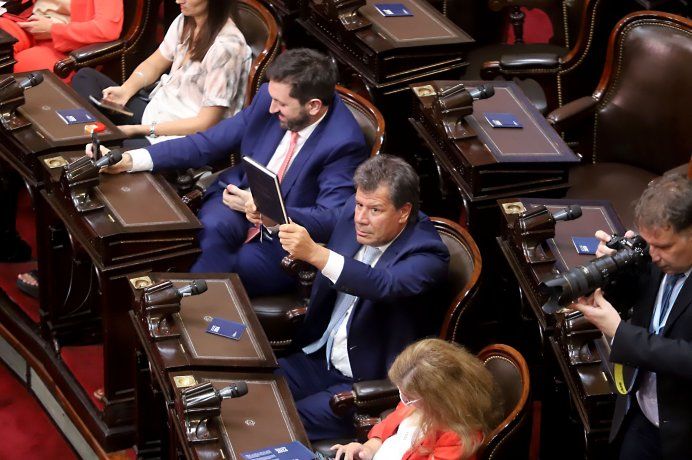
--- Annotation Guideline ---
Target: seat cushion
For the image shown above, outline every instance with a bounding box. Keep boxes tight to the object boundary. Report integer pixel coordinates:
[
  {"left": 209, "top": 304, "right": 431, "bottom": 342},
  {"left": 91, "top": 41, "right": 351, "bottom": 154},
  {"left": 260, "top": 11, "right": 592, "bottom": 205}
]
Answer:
[{"left": 567, "top": 163, "right": 658, "bottom": 228}]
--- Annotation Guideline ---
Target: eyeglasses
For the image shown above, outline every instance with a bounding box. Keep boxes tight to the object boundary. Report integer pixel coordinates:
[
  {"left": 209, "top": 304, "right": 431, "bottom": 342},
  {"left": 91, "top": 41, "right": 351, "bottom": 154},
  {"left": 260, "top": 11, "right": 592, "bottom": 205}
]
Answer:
[{"left": 398, "top": 388, "right": 420, "bottom": 406}]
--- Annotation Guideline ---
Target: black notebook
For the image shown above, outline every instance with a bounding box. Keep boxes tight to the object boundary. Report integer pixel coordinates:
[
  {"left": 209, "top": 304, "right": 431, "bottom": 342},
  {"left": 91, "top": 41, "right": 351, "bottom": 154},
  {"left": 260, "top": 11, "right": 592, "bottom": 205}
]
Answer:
[{"left": 241, "top": 156, "right": 288, "bottom": 226}]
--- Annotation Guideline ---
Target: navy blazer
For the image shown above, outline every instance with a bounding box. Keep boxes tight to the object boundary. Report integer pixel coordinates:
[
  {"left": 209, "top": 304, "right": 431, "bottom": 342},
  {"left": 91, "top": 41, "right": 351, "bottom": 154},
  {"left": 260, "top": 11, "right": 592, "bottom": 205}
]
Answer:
[
  {"left": 609, "top": 263, "right": 692, "bottom": 460},
  {"left": 146, "top": 84, "right": 368, "bottom": 233},
  {"left": 295, "top": 195, "right": 450, "bottom": 382}
]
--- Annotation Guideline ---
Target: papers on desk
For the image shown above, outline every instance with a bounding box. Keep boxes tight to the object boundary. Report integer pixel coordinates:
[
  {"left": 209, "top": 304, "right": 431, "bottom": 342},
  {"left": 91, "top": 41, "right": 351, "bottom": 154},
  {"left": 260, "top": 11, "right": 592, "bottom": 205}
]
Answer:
[
  {"left": 375, "top": 3, "right": 413, "bottom": 16},
  {"left": 206, "top": 317, "right": 246, "bottom": 341},
  {"left": 484, "top": 112, "right": 523, "bottom": 128},
  {"left": 242, "top": 441, "right": 316, "bottom": 460}
]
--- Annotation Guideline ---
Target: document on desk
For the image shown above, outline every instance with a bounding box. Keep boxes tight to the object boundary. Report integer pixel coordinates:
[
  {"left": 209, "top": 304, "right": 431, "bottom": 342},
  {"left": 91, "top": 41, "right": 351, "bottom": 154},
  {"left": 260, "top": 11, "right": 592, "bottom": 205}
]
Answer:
[
  {"left": 375, "top": 3, "right": 413, "bottom": 16},
  {"left": 242, "top": 440, "right": 316, "bottom": 460},
  {"left": 242, "top": 156, "right": 288, "bottom": 226}
]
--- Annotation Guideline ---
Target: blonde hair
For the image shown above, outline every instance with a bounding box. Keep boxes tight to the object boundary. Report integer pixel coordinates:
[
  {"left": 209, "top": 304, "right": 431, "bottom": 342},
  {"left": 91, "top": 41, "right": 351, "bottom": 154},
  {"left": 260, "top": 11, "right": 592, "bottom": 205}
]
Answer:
[{"left": 388, "top": 339, "right": 501, "bottom": 458}]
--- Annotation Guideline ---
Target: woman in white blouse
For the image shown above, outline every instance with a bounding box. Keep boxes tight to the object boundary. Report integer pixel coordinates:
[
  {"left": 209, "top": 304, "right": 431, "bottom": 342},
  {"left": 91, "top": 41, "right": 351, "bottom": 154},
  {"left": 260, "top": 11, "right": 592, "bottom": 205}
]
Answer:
[
  {"left": 72, "top": 0, "right": 252, "bottom": 147},
  {"left": 332, "top": 339, "right": 501, "bottom": 460}
]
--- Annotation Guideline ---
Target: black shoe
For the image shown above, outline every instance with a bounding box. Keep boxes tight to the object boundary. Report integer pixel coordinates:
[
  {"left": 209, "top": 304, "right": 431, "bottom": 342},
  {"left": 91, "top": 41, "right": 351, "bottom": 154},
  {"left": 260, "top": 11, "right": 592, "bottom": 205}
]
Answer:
[{"left": 0, "top": 233, "right": 31, "bottom": 262}]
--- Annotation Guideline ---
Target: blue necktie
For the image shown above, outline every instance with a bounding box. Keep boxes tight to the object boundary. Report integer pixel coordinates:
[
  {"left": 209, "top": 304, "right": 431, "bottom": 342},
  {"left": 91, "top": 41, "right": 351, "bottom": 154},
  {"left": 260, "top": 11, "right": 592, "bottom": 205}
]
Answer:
[
  {"left": 650, "top": 273, "right": 685, "bottom": 334},
  {"left": 302, "top": 246, "right": 380, "bottom": 366}
]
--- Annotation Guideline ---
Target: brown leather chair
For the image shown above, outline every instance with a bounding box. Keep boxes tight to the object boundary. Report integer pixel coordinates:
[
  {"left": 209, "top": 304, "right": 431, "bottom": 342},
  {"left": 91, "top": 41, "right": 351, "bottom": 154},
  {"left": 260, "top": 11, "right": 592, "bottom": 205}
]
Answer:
[
  {"left": 315, "top": 344, "right": 531, "bottom": 460},
  {"left": 236, "top": 0, "right": 281, "bottom": 105},
  {"left": 547, "top": 11, "right": 692, "bottom": 227},
  {"left": 252, "top": 85, "right": 385, "bottom": 351},
  {"left": 463, "top": 0, "right": 633, "bottom": 114},
  {"left": 54, "top": 0, "right": 158, "bottom": 81}
]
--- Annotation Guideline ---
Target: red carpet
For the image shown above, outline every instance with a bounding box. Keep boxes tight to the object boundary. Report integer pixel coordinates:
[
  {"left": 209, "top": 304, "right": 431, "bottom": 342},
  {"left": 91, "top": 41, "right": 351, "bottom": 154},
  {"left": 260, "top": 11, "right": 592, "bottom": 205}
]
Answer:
[
  {"left": 0, "top": 362, "right": 77, "bottom": 460},
  {"left": 61, "top": 345, "right": 106, "bottom": 411}
]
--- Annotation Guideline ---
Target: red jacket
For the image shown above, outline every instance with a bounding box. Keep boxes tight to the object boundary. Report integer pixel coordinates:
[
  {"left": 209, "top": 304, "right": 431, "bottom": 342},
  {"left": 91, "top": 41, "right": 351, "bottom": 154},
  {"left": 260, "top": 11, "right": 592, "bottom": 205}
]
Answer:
[
  {"left": 51, "top": 0, "right": 123, "bottom": 52},
  {"left": 368, "top": 403, "right": 475, "bottom": 460}
]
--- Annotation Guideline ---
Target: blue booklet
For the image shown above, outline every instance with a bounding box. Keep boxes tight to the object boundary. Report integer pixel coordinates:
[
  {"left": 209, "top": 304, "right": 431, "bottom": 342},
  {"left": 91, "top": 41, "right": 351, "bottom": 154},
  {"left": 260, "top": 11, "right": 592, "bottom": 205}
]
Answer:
[
  {"left": 572, "top": 236, "right": 600, "bottom": 255},
  {"left": 484, "top": 112, "right": 523, "bottom": 128},
  {"left": 374, "top": 3, "right": 413, "bottom": 16},
  {"left": 56, "top": 108, "right": 97, "bottom": 125},
  {"left": 205, "top": 317, "right": 246, "bottom": 340},
  {"left": 242, "top": 441, "right": 316, "bottom": 460}
]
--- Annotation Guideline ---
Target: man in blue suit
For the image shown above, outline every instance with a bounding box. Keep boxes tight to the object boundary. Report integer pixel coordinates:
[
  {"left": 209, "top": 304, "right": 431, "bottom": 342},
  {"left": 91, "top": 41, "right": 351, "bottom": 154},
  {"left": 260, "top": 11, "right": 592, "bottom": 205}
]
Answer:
[
  {"left": 100, "top": 49, "right": 369, "bottom": 296},
  {"left": 276, "top": 155, "right": 450, "bottom": 440}
]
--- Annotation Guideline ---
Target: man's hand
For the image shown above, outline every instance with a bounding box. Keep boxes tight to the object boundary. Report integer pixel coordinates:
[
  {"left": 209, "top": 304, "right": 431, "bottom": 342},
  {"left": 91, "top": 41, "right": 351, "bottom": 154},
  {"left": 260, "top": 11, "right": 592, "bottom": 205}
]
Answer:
[
  {"left": 84, "top": 143, "right": 132, "bottom": 174},
  {"left": 279, "top": 221, "right": 330, "bottom": 270},
  {"left": 571, "top": 288, "right": 621, "bottom": 338},
  {"left": 595, "top": 229, "right": 637, "bottom": 258},
  {"left": 222, "top": 184, "right": 252, "bottom": 213},
  {"left": 244, "top": 195, "right": 262, "bottom": 225},
  {"left": 118, "top": 125, "right": 148, "bottom": 138},
  {"left": 18, "top": 16, "right": 53, "bottom": 40}
]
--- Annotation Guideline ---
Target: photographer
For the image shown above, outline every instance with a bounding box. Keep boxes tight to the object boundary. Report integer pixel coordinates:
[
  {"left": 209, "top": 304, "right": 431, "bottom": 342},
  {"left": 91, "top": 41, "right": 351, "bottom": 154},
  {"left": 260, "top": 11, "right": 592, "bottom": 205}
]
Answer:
[{"left": 573, "top": 174, "right": 692, "bottom": 460}]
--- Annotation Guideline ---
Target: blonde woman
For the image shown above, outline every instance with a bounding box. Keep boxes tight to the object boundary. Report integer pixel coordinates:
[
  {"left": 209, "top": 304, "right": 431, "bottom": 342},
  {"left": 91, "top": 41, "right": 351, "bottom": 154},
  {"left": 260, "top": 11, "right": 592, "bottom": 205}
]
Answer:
[{"left": 332, "top": 339, "right": 500, "bottom": 460}]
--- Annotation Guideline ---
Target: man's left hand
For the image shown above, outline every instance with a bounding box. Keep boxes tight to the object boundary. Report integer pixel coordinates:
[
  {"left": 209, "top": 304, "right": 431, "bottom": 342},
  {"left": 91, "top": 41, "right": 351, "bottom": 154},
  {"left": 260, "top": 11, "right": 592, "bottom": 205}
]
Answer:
[
  {"left": 572, "top": 288, "right": 621, "bottom": 338},
  {"left": 222, "top": 184, "right": 252, "bottom": 213}
]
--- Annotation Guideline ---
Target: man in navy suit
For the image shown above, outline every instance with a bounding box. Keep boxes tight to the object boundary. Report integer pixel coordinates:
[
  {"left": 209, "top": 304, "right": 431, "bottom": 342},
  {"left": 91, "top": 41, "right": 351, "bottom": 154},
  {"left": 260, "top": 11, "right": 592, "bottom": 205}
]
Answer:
[
  {"left": 574, "top": 175, "right": 692, "bottom": 460},
  {"left": 276, "top": 155, "right": 450, "bottom": 440},
  {"left": 100, "top": 49, "right": 368, "bottom": 296}
]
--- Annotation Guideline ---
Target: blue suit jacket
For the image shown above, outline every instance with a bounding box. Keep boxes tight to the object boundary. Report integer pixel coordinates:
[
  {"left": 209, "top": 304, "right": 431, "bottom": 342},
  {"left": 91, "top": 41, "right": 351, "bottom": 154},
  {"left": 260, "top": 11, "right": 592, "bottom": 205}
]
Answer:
[
  {"left": 295, "top": 195, "right": 450, "bottom": 382},
  {"left": 146, "top": 84, "right": 368, "bottom": 233}
]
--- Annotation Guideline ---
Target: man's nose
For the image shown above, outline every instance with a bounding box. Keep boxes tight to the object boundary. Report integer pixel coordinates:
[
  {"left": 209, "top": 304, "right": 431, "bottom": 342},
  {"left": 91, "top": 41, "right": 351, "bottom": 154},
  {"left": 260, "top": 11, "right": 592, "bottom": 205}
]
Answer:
[
  {"left": 355, "top": 208, "right": 367, "bottom": 224},
  {"left": 269, "top": 101, "right": 278, "bottom": 114}
]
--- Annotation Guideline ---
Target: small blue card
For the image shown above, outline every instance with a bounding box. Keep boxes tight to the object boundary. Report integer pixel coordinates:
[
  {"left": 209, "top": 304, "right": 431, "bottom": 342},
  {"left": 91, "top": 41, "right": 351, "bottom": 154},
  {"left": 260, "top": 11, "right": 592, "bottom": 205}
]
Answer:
[
  {"left": 206, "top": 317, "right": 246, "bottom": 340},
  {"left": 484, "top": 112, "right": 523, "bottom": 128},
  {"left": 56, "top": 108, "right": 97, "bottom": 125},
  {"left": 375, "top": 3, "right": 413, "bottom": 16},
  {"left": 241, "top": 441, "right": 315, "bottom": 460},
  {"left": 572, "top": 236, "right": 600, "bottom": 255}
]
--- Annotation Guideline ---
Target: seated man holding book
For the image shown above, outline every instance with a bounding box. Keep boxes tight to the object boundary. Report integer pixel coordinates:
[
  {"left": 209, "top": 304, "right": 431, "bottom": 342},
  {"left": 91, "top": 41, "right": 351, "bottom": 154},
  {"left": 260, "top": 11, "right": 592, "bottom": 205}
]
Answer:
[{"left": 95, "top": 48, "right": 369, "bottom": 297}]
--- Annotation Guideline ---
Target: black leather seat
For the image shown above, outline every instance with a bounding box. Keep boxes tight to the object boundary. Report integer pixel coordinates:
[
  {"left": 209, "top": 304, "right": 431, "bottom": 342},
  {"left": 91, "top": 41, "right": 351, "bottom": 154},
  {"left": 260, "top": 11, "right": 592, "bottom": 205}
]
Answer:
[{"left": 547, "top": 11, "right": 692, "bottom": 227}]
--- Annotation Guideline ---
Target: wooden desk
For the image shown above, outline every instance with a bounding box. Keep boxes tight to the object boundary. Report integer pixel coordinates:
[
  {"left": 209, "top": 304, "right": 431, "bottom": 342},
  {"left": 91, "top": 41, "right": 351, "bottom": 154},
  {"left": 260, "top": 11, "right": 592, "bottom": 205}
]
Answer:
[
  {"left": 410, "top": 80, "right": 579, "bottom": 247},
  {"left": 131, "top": 273, "right": 308, "bottom": 459},
  {"left": 0, "top": 29, "right": 16, "bottom": 74},
  {"left": 33, "top": 155, "right": 201, "bottom": 449},
  {"left": 496, "top": 197, "right": 624, "bottom": 459},
  {"left": 298, "top": 0, "right": 473, "bottom": 152}
]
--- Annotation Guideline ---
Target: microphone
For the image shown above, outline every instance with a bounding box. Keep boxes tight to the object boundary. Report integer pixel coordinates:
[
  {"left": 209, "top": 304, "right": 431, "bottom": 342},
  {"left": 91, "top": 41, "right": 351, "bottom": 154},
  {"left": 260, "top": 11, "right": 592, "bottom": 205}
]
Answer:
[
  {"left": 468, "top": 84, "right": 495, "bottom": 101},
  {"left": 551, "top": 205, "right": 582, "bottom": 222},
  {"left": 218, "top": 381, "right": 248, "bottom": 399},
  {"left": 17, "top": 73, "right": 44, "bottom": 91},
  {"left": 93, "top": 149, "right": 123, "bottom": 168},
  {"left": 176, "top": 280, "right": 208, "bottom": 298}
]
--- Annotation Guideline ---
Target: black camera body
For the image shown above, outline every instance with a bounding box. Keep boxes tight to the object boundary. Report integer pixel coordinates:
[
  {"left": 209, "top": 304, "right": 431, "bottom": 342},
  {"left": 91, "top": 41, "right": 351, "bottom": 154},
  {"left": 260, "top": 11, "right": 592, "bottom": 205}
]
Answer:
[{"left": 540, "top": 235, "right": 650, "bottom": 314}]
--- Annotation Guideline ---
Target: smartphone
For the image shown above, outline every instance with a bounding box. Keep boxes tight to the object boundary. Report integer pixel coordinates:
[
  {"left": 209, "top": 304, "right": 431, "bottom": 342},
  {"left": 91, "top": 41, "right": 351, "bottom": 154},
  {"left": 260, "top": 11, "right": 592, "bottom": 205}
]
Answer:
[{"left": 88, "top": 95, "right": 134, "bottom": 117}]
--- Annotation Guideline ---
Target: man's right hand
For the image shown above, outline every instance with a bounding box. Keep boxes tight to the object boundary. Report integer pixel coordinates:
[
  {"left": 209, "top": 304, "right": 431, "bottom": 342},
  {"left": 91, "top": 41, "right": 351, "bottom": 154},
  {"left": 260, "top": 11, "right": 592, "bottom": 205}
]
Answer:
[
  {"left": 279, "top": 221, "right": 330, "bottom": 270},
  {"left": 85, "top": 144, "right": 133, "bottom": 174},
  {"left": 595, "top": 229, "right": 637, "bottom": 257}
]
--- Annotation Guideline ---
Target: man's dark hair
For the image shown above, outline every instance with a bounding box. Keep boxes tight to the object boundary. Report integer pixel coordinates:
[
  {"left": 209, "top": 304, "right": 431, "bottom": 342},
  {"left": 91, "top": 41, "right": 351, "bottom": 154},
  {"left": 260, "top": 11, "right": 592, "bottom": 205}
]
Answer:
[
  {"left": 353, "top": 155, "right": 420, "bottom": 222},
  {"left": 635, "top": 174, "right": 692, "bottom": 233},
  {"left": 265, "top": 49, "right": 338, "bottom": 105}
]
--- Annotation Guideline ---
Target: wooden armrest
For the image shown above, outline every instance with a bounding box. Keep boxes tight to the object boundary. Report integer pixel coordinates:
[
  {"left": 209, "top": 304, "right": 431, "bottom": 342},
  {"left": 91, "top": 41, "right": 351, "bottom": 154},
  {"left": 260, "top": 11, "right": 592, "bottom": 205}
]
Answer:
[
  {"left": 546, "top": 96, "right": 598, "bottom": 131},
  {"left": 330, "top": 390, "right": 357, "bottom": 416},
  {"left": 329, "top": 379, "right": 399, "bottom": 417},
  {"left": 482, "top": 53, "right": 560, "bottom": 79},
  {"left": 54, "top": 40, "right": 125, "bottom": 77}
]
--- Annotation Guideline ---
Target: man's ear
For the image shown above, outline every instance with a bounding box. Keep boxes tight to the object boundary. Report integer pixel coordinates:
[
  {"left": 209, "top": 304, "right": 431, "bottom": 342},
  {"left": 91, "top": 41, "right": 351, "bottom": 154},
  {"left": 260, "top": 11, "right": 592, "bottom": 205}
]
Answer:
[
  {"left": 306, "top": 98, "right": 323, "bottom": 116},
  {"left": 398, "top": 203, "right": 413, "bottom": 224}
]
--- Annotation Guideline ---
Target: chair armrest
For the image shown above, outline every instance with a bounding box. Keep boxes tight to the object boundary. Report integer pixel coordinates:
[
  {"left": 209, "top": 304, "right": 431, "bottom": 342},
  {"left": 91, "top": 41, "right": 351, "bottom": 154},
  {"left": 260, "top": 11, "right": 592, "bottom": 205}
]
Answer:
[
  {"left": 54, "top": 39, "right": 125, "bottom": 77},
  {"left": 330, "top": 379, "right": 399, "bottom": 417},
  {"left": 481, "top": 53, "right": 560, "bottom": 79},
  {"left": 546, "top": 96, "right": 598, "bottom": 132}
]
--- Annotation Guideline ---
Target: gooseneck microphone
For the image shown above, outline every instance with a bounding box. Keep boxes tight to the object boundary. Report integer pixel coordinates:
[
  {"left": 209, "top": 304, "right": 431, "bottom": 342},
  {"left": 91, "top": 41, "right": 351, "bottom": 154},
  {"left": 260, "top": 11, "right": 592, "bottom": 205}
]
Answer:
[
  {"left": 93, "top": 149, "right": 123, "bottom": 169},
  {"left": 551, "top": 204, "right": 582, "bottom": 222},
  {"left": 17, "top": 72, "right": 44, "bottom": 91},
  {"left": 468, "top": 84, "right": 495, "bottom": 100},
  {"left": 175, "top": 280, "right": 208, "bottom": 298},
  {"left": 218, "top": 381, "right": 249, "bottom": 399}
]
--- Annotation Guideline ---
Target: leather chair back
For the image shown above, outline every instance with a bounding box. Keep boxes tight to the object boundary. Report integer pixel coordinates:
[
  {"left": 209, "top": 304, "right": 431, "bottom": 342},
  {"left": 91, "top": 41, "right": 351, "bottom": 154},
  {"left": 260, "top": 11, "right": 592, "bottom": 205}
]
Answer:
[
  {"left": 433, "top": 218, "right": 483, "bottom": 346},
  {"left": 237, "top": 0, "right": 280, "bottom": 105},
  {"left": 478, "top": 344, "right": 532, "bottom": 460},
  {"left": 336, "top": 86, "right": 385, "bottom": 157},
  {"left": 592, "top": 12, "right": 692, "bottom": 174}
]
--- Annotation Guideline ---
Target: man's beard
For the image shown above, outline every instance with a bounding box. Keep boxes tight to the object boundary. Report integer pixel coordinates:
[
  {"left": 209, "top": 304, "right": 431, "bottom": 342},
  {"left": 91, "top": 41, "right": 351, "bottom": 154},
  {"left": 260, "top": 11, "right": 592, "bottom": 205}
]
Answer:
[{"left": 280, "top": 110, "right": 311, "bottom": 131}]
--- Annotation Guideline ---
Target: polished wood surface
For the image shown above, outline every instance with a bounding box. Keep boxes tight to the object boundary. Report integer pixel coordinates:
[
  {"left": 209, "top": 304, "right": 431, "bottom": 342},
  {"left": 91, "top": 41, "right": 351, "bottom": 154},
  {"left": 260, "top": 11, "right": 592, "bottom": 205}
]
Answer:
[{"left": 0, "top": 29, "right": 16, "bottom": 74}]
